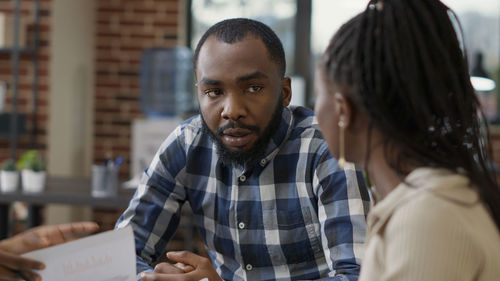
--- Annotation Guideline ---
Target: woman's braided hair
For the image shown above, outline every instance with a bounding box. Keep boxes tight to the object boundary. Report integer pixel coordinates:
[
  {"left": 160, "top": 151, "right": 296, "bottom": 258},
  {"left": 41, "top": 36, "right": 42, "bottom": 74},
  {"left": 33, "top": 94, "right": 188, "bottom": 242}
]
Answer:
[{"left": 321, "top": 0, "right": 500, "bottom": 229}]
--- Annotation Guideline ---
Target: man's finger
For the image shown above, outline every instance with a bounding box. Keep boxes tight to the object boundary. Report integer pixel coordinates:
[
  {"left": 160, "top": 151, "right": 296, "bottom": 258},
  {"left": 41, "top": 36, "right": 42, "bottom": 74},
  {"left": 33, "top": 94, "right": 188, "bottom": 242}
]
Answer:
[
  {"left": 0, "top": 266, "right": 21, "bottom": 281},
  {"left": 140, "top": 272, "right": 161, "bottom": 281},
  {"left": 0, "top": 269, "right": 21, "bottom": 281},
  {"left": 140, "top": 271, "right": 197, "bottom": 281},
  {"left": 0, "top": 250, "right": 45, "bottom": 272},
  {"left": 173, "top": 262, "right": 194, "bottom": 273},
  {"left": 14, "top": 270, "right": 41, "bottom": 281},
  {"left": 31, "top": 221, "right": 100, "bottom": 248},
  {"left": 166, "top": 251, "right": 205, "bottom": 267},
  {"left": 0, "top": 266, "right": 42, "bottom": 281},
  {"left": 39, "top": 221, "right": 99, "bottom": 241},
  {"left": 153, "top": 262, "right": 184, "bottom": 274}
]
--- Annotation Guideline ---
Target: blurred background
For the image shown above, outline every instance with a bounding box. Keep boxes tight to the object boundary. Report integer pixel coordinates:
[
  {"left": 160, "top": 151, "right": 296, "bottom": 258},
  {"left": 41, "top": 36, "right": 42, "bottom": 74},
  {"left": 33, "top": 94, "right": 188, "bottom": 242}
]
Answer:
[{"left": 0, "top": 0, "right": 498, "bottom": 254}]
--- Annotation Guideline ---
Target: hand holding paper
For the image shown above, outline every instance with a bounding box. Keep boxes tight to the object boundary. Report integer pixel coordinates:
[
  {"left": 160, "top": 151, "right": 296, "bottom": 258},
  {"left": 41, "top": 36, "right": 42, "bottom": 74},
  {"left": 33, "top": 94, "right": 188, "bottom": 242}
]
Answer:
[
  {"left": 22, "top": 226, "right": 136, "bottom": 281},
  {"left": 0, "top": 221, "right": 99, "bottom": 255},
  {"left": 0, "top": 221, "right": 99, "bottom": 281},
  {"left": 0, "top": 249, "right": 44, "bottom": 281}
]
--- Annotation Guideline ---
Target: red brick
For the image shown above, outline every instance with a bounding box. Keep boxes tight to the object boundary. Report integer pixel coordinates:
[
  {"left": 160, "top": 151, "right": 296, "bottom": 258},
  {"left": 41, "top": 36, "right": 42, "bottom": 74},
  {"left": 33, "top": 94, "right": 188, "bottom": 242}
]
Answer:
[
  {"left": 98, "top": 7, "right": 125, "bottom": 13},
  {"left": 153, "top": 22, "right": 177, "bottom": 28},
  {"left": 97, "top": 32, "right": 122, "bottom": 38}
]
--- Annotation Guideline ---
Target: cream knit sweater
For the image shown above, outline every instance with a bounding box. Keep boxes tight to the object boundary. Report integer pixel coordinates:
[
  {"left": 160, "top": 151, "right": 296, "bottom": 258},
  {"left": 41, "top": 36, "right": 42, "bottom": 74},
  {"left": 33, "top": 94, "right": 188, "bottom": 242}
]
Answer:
[{"left": 358, "top": 168, "right": 500, "bottom": 281}]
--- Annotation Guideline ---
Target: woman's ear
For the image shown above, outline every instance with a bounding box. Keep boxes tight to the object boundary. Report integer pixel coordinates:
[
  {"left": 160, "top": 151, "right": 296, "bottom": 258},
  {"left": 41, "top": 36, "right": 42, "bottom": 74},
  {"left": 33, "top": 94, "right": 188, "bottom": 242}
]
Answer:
[
  {"left": 281, "top": 77, "right": 292, "bottom": 106},
  {"left": 333, "top": 92, "right": 352, "bottom": 128}
]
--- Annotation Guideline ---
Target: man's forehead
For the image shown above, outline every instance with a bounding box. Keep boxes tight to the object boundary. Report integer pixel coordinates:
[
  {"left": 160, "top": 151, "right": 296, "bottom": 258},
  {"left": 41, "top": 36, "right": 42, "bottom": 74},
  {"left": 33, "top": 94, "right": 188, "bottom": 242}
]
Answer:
[
  {"left": 196, "top": 36, "right": 277, "bottom": 79},
  {"left": 198, "top": 35, "right": 270, "bottom": 62}
]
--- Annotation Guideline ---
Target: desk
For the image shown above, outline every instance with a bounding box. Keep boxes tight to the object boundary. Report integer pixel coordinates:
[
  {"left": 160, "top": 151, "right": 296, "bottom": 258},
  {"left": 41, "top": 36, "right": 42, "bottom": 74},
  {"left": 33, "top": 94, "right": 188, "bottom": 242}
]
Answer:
[{"left": 0, "top": 177, "right": 136, "bottom": 239}]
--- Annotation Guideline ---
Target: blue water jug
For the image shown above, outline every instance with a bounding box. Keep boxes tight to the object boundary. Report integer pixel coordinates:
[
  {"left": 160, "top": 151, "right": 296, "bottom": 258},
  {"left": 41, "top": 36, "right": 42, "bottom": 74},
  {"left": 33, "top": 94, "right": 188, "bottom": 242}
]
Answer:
[{"left": 139, "top": 47, "right": 193, "bottom": 117}]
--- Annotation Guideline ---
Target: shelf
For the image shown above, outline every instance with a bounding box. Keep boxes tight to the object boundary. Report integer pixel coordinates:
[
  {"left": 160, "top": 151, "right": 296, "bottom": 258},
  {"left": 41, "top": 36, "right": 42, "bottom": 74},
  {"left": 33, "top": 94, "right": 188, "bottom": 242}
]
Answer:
[{"left": 0, "top": 47, "right": 36, "bottom": 54}]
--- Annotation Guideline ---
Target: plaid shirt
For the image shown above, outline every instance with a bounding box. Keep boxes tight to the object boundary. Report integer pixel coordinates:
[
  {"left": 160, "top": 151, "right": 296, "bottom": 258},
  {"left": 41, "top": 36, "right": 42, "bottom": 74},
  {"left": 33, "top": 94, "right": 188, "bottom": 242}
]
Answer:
[{"left": 116, "top": 106, "right": 370, "bottom": 281}]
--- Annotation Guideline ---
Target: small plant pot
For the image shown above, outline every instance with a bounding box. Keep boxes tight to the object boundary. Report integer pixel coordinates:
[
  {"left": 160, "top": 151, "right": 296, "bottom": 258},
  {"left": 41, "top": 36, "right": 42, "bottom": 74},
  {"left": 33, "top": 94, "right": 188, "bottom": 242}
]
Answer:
[
  {"left": 21, "top": 169, "right": 46, "bottom": 193},
  {"left": 0, "top": 170, "right": 19, "bottom": 193}
]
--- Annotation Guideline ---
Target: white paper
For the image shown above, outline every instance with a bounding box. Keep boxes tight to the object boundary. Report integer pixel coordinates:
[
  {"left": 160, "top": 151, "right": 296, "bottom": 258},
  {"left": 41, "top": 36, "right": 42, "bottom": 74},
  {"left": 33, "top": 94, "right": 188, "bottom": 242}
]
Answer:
[{"left": 23, "top": 226, "right": 136, "bottom": 281}]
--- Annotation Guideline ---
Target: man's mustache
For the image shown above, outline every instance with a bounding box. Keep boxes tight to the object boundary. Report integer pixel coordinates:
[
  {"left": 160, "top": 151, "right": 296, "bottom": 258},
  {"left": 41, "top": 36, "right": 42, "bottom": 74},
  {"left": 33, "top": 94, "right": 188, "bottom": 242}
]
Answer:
[{"left": 216, "top": 122, "right": 260, "bottom": 136}]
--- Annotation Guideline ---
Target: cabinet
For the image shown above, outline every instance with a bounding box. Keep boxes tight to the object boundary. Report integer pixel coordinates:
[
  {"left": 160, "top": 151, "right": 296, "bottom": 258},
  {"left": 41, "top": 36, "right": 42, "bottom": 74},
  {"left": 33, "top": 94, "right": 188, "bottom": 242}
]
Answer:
[{"left": 0, "top": 0, "right": 40, "bottom": 159}]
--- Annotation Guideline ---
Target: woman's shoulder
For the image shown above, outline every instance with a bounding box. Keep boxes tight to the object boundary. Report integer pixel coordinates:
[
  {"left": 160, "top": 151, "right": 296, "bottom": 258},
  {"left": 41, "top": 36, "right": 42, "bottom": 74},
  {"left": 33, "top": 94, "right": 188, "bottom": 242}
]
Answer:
[{"left": 386, "top": 178, "right": 499, "bottom": 253}]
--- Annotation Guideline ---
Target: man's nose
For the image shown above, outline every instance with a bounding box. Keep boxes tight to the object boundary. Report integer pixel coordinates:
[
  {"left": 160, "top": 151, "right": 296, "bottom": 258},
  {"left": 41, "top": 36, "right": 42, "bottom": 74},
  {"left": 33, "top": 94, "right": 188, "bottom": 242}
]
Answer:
[{"left": 221, "top": 93, "right": 246, "bottom": 121}]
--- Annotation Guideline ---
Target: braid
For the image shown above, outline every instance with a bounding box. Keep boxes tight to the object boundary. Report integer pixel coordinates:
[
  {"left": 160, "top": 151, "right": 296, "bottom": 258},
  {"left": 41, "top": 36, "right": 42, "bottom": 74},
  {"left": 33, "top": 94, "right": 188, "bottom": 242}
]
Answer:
[{"left": 321, "top": 0, "right": 500, "bottom": 230}]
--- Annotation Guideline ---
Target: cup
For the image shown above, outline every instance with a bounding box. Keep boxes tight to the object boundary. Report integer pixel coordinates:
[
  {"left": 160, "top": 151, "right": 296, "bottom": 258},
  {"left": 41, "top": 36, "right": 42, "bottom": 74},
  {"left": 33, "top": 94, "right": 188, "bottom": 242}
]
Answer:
[
  {"left": 0, "top": 170, "right": 18, "bottom": 193},
  {"left": 91, "top": 164, "right": 118, "bottom": 197}
]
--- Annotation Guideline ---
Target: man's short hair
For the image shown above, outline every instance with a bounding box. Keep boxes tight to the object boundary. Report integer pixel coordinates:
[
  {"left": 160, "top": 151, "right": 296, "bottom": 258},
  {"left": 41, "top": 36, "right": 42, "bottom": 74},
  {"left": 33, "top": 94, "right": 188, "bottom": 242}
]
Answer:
[{"left": 193, "top": 18, "right": 286, "bottom": 77}]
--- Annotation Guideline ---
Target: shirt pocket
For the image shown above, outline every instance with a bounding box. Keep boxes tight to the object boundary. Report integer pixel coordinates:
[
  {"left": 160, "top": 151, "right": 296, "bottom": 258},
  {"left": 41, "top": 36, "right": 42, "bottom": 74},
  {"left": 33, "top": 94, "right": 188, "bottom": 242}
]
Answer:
[{"left": 262, "top": 207, "right": 323, "bottom": 265}]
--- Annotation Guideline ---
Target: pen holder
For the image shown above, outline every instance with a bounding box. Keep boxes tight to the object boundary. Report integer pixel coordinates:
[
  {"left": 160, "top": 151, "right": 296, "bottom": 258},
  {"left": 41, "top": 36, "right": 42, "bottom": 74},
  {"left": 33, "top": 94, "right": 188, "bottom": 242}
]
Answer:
[{"left": 91, "top": 164, "right": 118, "bottom": 197}]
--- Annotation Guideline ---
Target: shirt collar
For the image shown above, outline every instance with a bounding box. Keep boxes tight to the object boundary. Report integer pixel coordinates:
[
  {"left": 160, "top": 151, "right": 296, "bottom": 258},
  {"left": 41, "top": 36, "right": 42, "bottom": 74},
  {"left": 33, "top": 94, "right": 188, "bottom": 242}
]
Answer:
[
  {"left": 236, "top": 106, "right": 293, "bottom": 173},
  {"left": 268, "top": 107, "right": 293, "bottom": 153}
]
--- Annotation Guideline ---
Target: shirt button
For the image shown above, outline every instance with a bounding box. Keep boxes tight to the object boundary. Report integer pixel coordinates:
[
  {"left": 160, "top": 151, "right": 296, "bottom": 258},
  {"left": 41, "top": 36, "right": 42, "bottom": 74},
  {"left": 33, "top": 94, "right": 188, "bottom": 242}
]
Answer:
[
  {"left": 238, "top": 222, "right": 245, "bottom": 229},
  {"left": 246, "top": 264, "right": 253, "bottom": 271},
  {"left": 239, "top": 175, "right": 246, "bottom": 182},
  {"left": 260, "top": 159, "right": 266, "bottom": 166}
]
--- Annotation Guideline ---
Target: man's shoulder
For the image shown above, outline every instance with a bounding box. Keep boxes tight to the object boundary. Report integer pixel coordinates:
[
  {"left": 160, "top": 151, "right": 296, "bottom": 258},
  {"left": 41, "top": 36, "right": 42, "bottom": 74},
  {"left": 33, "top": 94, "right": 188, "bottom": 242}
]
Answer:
[
  {"left": 159, "top": 114, "right": 206, "bottom": 152},
  {"left": 179, "top": 114, "right": 203, "bottom": 131},
  {"left": 175, "top": 114, "right": 205, "bottom": 139},
  {"left": 288, "top": 105, "right": 316, "bottom": 127},
  {"left": 287, "top": 106, "right": 323, "bottom": 140}
]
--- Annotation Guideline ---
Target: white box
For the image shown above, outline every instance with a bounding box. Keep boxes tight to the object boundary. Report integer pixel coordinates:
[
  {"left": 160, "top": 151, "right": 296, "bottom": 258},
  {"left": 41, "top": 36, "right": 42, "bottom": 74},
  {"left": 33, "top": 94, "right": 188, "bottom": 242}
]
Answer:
[{"left": 131, "top": 117, "right": 183, "bottom": 179}]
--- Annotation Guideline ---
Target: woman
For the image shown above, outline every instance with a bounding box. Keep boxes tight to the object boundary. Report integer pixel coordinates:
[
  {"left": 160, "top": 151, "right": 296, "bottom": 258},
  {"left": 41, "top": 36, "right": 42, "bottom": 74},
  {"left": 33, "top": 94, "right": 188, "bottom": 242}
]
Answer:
[
  {"left": 315, "top": 0, "right": 500, "bottom": 280},
  {"left": 0, "top": 221, "right": 98, "bottom": 281}
]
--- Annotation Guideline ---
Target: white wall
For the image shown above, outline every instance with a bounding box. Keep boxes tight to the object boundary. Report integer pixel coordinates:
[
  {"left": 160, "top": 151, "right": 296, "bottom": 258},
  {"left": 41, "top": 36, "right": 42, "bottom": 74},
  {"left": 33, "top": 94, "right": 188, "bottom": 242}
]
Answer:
[{"left": 46, "top": 0, "right": 96, "bottom": 223}]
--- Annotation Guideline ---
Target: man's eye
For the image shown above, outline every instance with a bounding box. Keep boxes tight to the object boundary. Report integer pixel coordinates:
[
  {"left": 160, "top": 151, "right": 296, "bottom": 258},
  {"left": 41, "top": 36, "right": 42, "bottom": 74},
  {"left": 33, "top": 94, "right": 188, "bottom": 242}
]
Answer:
[
  {"left": 247, "top": 85, "right": 263, "bottom": 93},
  {"left": 204, "top": 89, "right": 222, "bottom": 97}
]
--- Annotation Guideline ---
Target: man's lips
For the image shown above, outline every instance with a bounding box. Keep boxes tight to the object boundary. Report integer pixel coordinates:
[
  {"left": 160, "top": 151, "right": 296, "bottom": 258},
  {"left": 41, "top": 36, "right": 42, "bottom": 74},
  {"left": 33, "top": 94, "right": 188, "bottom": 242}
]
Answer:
[
  {"left": 221, "top": 128, "right": 255, "bottom": 148},
  {"left": 222, "top": 128, "right": 252, "bottom": 136}
]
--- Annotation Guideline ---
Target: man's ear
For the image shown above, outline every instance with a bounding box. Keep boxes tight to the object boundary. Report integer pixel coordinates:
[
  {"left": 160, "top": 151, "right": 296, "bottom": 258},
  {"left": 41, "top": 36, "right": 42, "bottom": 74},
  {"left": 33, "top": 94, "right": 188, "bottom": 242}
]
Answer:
[
  {"left": 333, "top": 92, "right": 352, "bottom": 128},
  {"left": 281, "top": 77, "right": 292, "bottom": 107}
]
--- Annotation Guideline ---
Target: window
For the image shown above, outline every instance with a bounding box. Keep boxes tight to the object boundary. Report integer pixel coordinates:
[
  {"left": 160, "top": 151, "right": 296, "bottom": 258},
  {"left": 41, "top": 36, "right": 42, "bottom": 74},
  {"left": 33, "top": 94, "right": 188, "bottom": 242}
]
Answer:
[
  {"left": 310, "top": 1, "right": 367, "bottom": 106},
  {"left": 443, "top": 0, "right": 500, "bottom": 122},
  {"left": 190, "top": 0, "right": 297, "bottom": 74},
  {"left": 310, "top": 0, "right": 500, "bottom": 121}
]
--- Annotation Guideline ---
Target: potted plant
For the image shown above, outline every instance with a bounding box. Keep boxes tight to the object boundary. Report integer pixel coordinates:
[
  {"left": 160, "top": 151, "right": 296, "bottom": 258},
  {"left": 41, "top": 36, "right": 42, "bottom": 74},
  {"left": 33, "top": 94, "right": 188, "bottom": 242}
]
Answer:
[
  {"left": 0, "top": 159, "right": 19, "bottom": 193},
  {"left": 17, "top": 150, "right": 46, "bottom": 193}
]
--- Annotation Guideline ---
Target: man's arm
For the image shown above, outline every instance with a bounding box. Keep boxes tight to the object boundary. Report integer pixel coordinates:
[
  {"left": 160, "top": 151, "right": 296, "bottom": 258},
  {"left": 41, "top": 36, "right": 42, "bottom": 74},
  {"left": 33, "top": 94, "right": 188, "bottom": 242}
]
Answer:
[
  {"left": 116, "top": 127, "right": 189, "bottom": 276},
  {"left": 315, "top": 149, "right": 371, "bottom": 281}
]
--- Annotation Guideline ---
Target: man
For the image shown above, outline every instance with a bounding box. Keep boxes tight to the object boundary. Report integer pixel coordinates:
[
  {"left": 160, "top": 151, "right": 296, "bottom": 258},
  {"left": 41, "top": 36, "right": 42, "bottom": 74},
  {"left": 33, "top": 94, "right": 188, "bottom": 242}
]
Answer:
[{"left": 116, "top": 18, "right": 370, "bottom": 281}]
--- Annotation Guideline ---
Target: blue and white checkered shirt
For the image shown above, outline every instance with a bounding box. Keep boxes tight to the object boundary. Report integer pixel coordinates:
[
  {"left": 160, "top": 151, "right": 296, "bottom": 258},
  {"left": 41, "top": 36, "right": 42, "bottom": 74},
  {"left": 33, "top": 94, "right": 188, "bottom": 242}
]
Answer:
[{"left": 116, "top": 106, "right": 370, "bottom": 281}]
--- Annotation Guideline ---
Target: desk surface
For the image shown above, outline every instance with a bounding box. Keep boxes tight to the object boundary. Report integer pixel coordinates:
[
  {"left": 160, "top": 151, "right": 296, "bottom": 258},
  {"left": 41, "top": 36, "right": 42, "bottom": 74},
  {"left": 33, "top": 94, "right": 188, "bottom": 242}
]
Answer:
[{"left": 0, "top": 177, "right": 136, "bottom": 209}]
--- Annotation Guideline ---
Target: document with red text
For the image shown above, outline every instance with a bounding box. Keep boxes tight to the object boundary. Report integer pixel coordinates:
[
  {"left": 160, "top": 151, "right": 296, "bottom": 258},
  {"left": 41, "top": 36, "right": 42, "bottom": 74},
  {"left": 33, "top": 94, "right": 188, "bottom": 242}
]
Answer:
[{"left": 23, "top": 226, "right": 136, "bottom": 281}]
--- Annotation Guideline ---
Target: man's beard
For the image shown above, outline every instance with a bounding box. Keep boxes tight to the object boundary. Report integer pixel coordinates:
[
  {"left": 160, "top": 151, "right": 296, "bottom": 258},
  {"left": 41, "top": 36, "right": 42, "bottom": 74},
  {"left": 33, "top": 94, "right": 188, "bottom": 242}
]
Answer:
[{"left": 201, "top": 98, "right": 284, "bottom": 168}]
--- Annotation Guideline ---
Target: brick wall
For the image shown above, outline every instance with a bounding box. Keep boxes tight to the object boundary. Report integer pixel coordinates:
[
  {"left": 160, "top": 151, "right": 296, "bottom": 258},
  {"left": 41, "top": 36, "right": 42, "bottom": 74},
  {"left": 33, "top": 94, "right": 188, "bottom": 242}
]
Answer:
[
  {"left": 92, "top": 0, "right": 207, "bottom": 257},
  {"left": 94, "top": 0, "right": 181, "bottom": 179},
  {"left": 0, "top": 0, "right": 51, "bottom": 163}
]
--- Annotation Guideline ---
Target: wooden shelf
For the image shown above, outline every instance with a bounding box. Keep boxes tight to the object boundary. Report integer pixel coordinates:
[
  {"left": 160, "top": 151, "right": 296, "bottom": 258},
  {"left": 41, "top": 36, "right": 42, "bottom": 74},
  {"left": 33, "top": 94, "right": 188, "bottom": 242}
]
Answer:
[{"left": 0, "top": 47, "right": 36, "bottom": 54}]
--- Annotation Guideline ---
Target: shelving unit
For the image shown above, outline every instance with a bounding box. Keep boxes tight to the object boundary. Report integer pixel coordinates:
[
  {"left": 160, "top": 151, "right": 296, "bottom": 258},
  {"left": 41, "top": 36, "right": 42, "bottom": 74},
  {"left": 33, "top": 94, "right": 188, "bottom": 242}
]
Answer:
[{"left": 1, "top": 0, "right": 40, "bottom": 159}]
